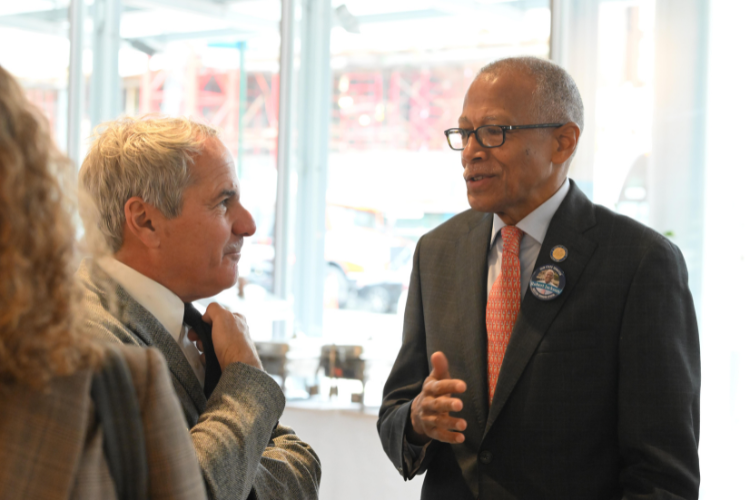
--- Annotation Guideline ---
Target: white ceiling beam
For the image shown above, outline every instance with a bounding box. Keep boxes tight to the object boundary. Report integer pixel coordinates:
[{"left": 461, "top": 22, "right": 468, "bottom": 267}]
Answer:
[
  {"left": 0, "top": 14, "right": 67, "bottom": 37},
  {"left": 123, "top": 0, "right": 277, "bottom": 31},
  {"left": 356, "top": 9, "right": 449, "bottom": 25},
  {"left": 428, "top": 0, "right": 471, "bottom": 16},
  {"left": 126, "top": 27, "right": 253, "bottom": 45}
]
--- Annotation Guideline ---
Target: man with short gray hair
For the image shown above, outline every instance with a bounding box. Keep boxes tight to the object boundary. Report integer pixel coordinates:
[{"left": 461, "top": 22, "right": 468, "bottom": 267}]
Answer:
[
  {"left": 77, "top": 116, "right": 321, "bottom": 500},
  {"left": 378, "top": 57, "right": 700, "bottom": 499}
]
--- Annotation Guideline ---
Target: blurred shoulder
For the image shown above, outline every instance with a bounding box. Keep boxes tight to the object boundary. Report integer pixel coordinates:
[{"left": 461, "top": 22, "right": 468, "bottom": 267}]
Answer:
[
  {"left": 590, "top": 203, "right": 683, "bottom": 261},
  {"left": 420, "top": 208, "right": 488, "bottom": 244},
  {"left": 75, "top": 259, "right": 139, "bottom": 345},
  {"left": 103, "top": 344, "right": 168, "bottom": 392}
]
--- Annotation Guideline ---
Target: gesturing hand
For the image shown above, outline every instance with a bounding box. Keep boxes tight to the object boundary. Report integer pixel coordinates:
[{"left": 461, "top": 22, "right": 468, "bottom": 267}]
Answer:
[{"left": 407, "top": 351, "right": 467, "bottom": 445}]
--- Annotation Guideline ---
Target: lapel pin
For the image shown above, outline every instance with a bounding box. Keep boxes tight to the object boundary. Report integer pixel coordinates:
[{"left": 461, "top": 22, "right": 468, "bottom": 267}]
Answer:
[
  {"left": 530, "top": 264, "right": 565, "bottom": 301},
  {"left": 550, "top": 245, "right": 568, "bottom": 262}
]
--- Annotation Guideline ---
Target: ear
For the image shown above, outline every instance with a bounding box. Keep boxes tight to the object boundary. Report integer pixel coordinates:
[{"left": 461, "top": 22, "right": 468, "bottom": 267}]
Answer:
[
  {"left": 550, "top": 122, "right": 581, "bottom": 165},
  {"left": 122, "top": 197, "right": 162, "bottom": 249}
]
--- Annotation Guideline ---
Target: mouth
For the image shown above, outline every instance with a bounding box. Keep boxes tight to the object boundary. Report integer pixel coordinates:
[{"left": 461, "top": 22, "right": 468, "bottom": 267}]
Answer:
[
  {"left": 224, "top": 243, "right": 243, "bottom": 258},
  {"left": 465, "top": 173, "right": 494, "bottom": 183}
]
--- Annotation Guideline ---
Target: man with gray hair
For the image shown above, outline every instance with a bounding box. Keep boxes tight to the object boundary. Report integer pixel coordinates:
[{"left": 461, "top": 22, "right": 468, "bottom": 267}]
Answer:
[
  {"left": 378, "top": 56, "right": 700, "bottom": 499},
  {"left": 77, "top": 116, "right": 321, "bottom": 500}
]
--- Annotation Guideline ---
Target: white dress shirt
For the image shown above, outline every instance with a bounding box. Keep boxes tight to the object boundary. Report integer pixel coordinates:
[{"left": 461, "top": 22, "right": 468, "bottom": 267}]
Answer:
[
  {"left": 487, "top": 178, "right": 570, "bottom": 299},
  {"left": 97, "top": 256, "right": 206, "bottom": 386}
]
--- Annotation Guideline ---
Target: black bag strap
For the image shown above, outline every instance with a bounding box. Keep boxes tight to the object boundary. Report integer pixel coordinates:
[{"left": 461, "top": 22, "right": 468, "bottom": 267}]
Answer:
[{"left": 90, "top": 348, "right": 149, "bottom": 500}]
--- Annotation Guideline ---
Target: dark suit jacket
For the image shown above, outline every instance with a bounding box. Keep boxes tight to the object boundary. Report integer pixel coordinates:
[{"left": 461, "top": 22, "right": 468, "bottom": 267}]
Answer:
[
  {"left": 377, "top": 181, "right": 700, "bottom": 499},
  {"left": 77, "top": 259, "right": 321, "bottom": 500}
]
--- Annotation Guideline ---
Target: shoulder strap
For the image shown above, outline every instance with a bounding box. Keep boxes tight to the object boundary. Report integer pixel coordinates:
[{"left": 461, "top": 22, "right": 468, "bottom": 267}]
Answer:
[{"left": 90, "top": 348, "right": 148, "bottom": 500}]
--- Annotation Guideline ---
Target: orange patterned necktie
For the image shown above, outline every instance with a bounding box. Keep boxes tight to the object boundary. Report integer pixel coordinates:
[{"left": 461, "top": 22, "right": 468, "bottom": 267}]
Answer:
[{"left": 487, "top": 225, "right": 523, "bottom": 404}]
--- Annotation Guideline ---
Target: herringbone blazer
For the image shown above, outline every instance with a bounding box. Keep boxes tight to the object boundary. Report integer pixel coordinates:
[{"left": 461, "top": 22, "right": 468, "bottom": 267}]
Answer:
[
  {"left": 77, "top": 260, "right": 321, "bottom": 500},
  {"left": 378, "top": 180, "right": 700, "bottom": 499},
  {"left": 0, "top": 345, "right": 206, "bottom": 500}
]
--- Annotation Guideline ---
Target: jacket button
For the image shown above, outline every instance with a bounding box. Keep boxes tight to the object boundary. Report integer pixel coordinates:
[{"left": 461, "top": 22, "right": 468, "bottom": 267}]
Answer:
[{"left": 478, "top": 450, "right": 493, "bottom": 464}]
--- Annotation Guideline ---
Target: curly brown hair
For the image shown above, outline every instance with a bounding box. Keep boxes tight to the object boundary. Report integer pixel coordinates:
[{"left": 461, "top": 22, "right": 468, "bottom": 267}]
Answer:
[{"left": 0, "top": 65, "right": 101, "bottom": 388}]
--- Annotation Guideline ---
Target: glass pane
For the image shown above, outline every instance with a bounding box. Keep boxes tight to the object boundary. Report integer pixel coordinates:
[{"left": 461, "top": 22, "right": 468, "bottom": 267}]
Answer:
[
  {"left": 126, "top": 2, "right": 285, "bottom": 343},
  {"left": 0, "top": 0, "right": 285, "bottom": 369},
  {"left": 322, "top": 0, "right": 552, "bottom": 406},
  {"left": 0, "top": 2, "right": 71, "bottom": 152}
]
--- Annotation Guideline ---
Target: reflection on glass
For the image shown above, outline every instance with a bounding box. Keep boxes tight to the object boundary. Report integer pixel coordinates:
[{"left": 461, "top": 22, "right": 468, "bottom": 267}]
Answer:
[
  {"left": 326, "top": 1, "right": 551, "bottom": 314},
  {"left": 321, "top": 1, "right": 552, "bottom": 408}
]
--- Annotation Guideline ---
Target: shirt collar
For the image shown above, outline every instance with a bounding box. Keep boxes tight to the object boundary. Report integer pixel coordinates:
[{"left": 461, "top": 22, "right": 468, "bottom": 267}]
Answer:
[
  {"left": 490, "top": 178, "right": 571, "bottom": 248},
  {"left": 96, "top": 256, "right": 185, "bottom": 342}
]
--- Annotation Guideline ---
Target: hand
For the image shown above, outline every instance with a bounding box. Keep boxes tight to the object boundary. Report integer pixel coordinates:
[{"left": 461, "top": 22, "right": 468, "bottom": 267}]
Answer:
[
  {"left": 407, "top": 351, "right": 467, "bottom": 445},
  {"left": 201, "top": 302, "right": 263, "bottom": 370},
  {"left": 187, "top": 328, "right": 206, "bottom": 367}
]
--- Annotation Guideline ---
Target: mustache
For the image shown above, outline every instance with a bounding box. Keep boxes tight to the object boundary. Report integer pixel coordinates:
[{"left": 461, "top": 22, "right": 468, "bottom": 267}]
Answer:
[{"left": 224, "top": 241, "right": 243, "bottom": 254}]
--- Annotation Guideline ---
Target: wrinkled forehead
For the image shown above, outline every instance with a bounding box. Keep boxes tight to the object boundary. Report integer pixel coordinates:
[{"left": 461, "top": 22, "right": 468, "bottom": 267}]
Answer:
[
  {"left": 461, "top": 70, "right": 537, "bottom": 123},
  {"left": 189, "top": 137, "right": 237, "bottom": 185}
]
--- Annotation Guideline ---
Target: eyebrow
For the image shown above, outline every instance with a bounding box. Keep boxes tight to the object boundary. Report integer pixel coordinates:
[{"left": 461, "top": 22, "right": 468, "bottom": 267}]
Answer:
[
  {"left": 458, "top": 115, "right": 512, "bottom": 126},
  {"left": 212, "top": 189, "right": 237, "bottom": 202}
]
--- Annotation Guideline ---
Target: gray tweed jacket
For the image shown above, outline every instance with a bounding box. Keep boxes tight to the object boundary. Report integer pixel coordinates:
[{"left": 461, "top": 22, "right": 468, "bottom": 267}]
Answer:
[
  {"left": 0, "top": 345, "right": 206, "bottom": 500},
  {"left": 77, "top": 259, "right": 321, "bottom": 500}
]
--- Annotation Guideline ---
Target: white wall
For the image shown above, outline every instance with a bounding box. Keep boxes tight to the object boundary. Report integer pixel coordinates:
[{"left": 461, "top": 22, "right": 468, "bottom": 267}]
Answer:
[
  {"left": 282, "top": 406, "right": 424, "bottom": 500},
  {"left": 699, "top": 0, "right": 750, "bottom": 497}
]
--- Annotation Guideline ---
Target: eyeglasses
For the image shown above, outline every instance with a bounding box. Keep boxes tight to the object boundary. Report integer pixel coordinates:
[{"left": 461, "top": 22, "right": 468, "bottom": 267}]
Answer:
[{"left": 444, "top": 123, "right": 564, "bottom": 150}]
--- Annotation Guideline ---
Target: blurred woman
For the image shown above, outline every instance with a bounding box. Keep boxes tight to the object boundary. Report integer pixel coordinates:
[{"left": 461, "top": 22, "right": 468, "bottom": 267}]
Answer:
[{"left": 0, "top": 65, "right": 206, "bottom": 499}]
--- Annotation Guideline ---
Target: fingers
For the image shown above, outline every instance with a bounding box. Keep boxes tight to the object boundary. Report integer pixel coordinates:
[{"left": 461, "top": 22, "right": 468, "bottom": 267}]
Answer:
[
  {"left": 420, "top": 414, "right": 467, "bottom": 443},
  {"left": 187, "top": 329, "right": 204, "bottom": 353},
  {"left": 423, "top": 378, "right": 467, "bottom": 398},
  {"left": 201, "top": 302, "right": 227, "bottom": 325},
  {"left": 431, "top": 351, "right": 451, "bottom": 380},
  {"left": 427, "top": 426, "right": 466, "bottom": 444},
  {"left": 424, "top": 352, "right": 465, "bottom": 398},
  {"left": 203, "top": 302, "right": 262, "bottom": 370},
  {"left": 422, "top": 393, "right": 464, "bottom": 413},
  {"left": 410, "top": 393, "right": 468, "bottom": 444},
  {"left": 408, "top": 354, "right": 469, "bottom": 445}
]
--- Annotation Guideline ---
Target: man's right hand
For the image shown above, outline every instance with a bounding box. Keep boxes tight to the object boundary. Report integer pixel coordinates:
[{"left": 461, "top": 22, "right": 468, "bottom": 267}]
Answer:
[
  {"left": 202, "top": 302, "right": 263, "bottom": 371},
  {"left": 407, "top": 351, "right": 467, "bottom": 445}
]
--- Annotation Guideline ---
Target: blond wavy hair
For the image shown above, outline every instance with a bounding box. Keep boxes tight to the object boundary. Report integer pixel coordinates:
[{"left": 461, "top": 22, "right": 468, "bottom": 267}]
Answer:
[
  {"left": 80, "top": 116, "right": 217, "bottom": 253},
  {"left": 0, "top": 65, "right": 101, "bottom": 388}
]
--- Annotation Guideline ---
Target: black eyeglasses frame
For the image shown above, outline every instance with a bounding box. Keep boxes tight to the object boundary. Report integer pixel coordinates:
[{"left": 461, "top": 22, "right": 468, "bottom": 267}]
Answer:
[{"left": 443, "top": 123, "right": 565, "bottom": 150}]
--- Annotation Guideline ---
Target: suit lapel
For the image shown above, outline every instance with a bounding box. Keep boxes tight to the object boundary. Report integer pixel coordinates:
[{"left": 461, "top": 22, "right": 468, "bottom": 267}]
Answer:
[
  {"left": 456, "top": 212, "right": 493, "bottom": 439},
  {"left": 85, "top": 260, "right": 207, "bottom": 414},
  {"left": 484, "top": 181, "right": 598, "bottom": 437},
  {"left": 119, "top": 290, "right": 208, "bottom": 414}
]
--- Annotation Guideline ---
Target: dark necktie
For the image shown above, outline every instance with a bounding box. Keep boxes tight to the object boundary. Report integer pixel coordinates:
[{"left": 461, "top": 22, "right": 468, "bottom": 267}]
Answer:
[{"left": 183, "top": 303, "right": 222, "bottom": 398}]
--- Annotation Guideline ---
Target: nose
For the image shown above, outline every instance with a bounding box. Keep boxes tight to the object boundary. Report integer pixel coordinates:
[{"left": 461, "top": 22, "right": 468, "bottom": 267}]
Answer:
[
  {"left": 461, "top": 133, "right": 486, "bottom": 165},
  {"left": 233, "top": 203, "right": 256, "bottom": 238}
]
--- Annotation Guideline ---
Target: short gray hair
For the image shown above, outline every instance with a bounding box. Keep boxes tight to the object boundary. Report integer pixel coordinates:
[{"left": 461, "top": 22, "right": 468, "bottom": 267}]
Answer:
[
  {"left": 79, "top": 116, "right": 218, "bottom": 252},
  {"left": 478, "top": 56, "right": 584, "bottom": 131}
]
